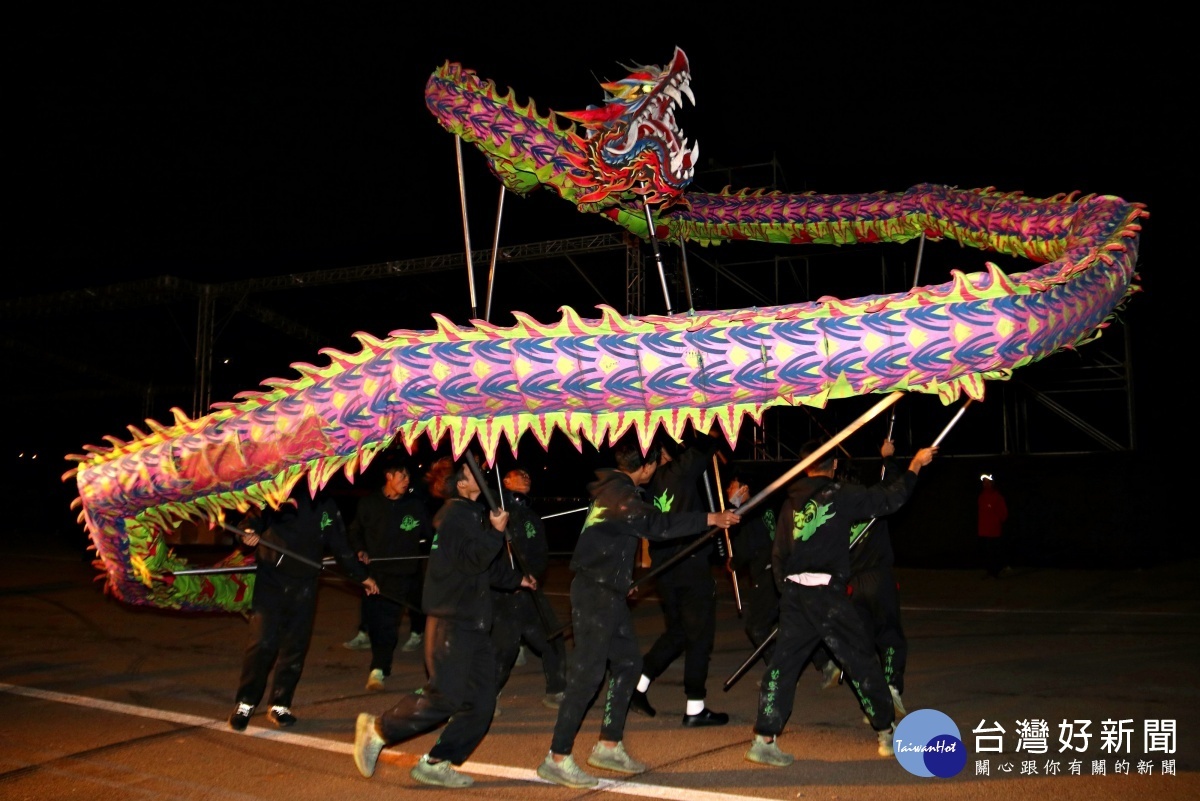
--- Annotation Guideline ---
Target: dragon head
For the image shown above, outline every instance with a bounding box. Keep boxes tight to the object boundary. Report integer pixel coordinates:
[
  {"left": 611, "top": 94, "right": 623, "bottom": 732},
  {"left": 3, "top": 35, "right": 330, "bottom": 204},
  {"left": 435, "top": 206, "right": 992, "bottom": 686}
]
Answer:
[{"left": 559, "top": 46, "right": 697, "bottom": 210}]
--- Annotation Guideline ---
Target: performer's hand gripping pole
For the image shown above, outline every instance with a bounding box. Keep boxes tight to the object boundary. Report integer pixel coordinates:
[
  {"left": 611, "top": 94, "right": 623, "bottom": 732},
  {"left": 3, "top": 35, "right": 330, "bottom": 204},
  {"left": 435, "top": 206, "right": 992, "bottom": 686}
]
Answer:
[
  {"left": 709, "top": 455, "right": 741, "bottom": 614},
  {"left": 464, "top": 451, "right": 560, "bottom": 639}
]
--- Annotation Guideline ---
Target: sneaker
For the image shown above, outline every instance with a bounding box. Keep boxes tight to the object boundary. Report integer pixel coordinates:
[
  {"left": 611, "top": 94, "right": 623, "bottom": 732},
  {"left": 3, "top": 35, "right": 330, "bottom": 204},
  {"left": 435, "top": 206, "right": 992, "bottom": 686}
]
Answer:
[
  {"left": 542, "top": 691, "right": 565, "bottom": 709},
  {"left": 228, "top": 701, "right": 254, "bottom": 731},
  {"left": 410, "top": 754, "right": 474, "bottom": 788},
  {"left": 587, "top": 740, "right": 647, "bottom": 774},
  {"left": 343, "top": 631, "right": 371, "bottom": 650},
  {"left": 889, "top": 685, "right": 908, "bottom": 721},
  {"left": 514, "top": 644, "right": 528, "bottom": 666},
  {"left": 820, "top": 662, "right": 841, "bottom": 690},
  {"left": 267, "top": 705, "right": 296, "bottom": 727},
  {"left": 537, "top": 752, "right": 598, "bottom": 789},
  {"left": 401, "top": 632, "right": 423, "bottom": 652},
  {"left": 877, "top": 724, "right": 895, "bottom": 757},
  {"left": 746, "top": 734, "right": 794, "bottom": 767},
  {"left": 629, "top": 689, "right": 656, "bottom": 717},
  {"left": 354, "top": 713, "right": 386, "bottom": 778},
  {"left": 366, "top": 668, "right": 385, "bottom": 692}
]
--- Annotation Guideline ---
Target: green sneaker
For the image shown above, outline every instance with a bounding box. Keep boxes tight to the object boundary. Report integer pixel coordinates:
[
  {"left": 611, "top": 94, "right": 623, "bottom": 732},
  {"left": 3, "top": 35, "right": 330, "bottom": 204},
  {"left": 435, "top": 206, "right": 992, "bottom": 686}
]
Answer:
[
  {"left": 746, "top": 734, "right": 794, "bottom": 767},
  {"left": 537, "top": 752, "right": 598, "bottom": 788},
  {"left": 587, "top": 740, "right": 647, "bottom": 774},
  {"left": 410, "top": 755, "right": 473, "bottom": 788}
]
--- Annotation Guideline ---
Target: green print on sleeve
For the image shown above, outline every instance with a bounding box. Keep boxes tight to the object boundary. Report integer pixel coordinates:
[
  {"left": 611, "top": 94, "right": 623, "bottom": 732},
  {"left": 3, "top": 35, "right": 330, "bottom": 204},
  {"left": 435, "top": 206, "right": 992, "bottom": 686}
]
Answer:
[
  {"left": 654, "top": 489, "right": 674, "bottom": 513},
  {"left": 582, "top": 504, "right": 606, "bottom": 531},
  {"left": 792, "top": 500, "right": 834, "bottom": 542},
  {"left": 320, "top": 511, "right": 334, "bottom": 530},
  {"left": 763, "top": 509, "right": 777, "bottom": 541},
  {"left": 524, "top": 521, "right": 537, "bottom": 539}
]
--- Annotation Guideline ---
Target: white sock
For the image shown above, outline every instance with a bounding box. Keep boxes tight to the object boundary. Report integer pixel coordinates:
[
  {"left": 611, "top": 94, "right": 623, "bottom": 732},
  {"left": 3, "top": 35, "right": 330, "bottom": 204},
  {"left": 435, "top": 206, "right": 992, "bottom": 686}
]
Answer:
[
  {"left": 636, "top": 675, "right": 651, "bottom": 693},
  {"left": 685, "top": 699, "right": 705, "bottom": 715}
]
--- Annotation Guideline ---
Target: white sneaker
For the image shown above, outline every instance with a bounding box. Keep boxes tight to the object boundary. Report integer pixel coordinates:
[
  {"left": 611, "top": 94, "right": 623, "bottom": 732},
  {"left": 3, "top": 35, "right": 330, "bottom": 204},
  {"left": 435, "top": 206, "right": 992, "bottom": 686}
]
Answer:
[
  {"left": 890, "top": 685, "right": 908, "bottom": 720},
  {"left": 588, "top": 740, "right": 647, "bottom": 774},
  {"left": 410, "top": 754, "right": 473, "bottom": 788},
  {"left": 353, "top": 713, "right": 386, "bottom": 778},
  {"left": 877, "top": 725, "right": 895, "bottom": 757},
  {"left": 746, "top": 734, "right": 794, "bottom": 767},
  {"left": 343, "top": 631, "right": 371, "bottom": 650},
  {"left": 401, "top": 632, "right": 423, "bottom": 652},
  {"left": 366, "top": 668, "right": 385, "bottom": 692},
  {"left": 820, "top": 662, "right": 841, "bottom": 690},
  {"left": 537, "top": 752, "right": 598, "bottom": 789}
]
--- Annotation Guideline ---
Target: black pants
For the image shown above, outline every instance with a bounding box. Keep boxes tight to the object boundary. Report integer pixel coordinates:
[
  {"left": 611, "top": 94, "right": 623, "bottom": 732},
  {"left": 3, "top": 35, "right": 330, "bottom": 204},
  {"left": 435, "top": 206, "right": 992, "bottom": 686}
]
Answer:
[
  {"left": 377, "top": 621, "right": 496, "bottom": 765},
  {"left": 235, "top": 571, "right": 317, "bottom": 708},
  {"left": 743, "top": 563, "right": 780, "bottom": 664},
  {"left": 551, "top": 577, "right": 640, "bottom": 756},
  {"left": 366, "top": 574, "right": 424, "bottom": 675},
  {"left": 640, "top": 565, "right": 717, "bottom": 700},
  {"left": 492, "top": 590, "right": 567, "bottom": 694},
  {"left": 811, "top": 567, "right": 907, "bottom": 693},
  {"left": 755, "top": 582, "right": 894, "bottom": 737}
]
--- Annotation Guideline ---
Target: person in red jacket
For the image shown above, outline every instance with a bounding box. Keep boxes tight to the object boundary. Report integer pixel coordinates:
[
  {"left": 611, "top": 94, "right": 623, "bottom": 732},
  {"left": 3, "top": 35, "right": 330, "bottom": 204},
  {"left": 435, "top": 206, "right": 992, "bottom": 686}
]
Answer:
[{"left": 978, "top": 473, "right": 1009, "bottom": 578}]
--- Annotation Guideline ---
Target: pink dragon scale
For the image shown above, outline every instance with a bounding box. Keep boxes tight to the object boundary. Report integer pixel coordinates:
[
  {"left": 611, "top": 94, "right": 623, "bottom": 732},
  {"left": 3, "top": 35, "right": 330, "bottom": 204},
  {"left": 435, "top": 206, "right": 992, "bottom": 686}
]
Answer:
[{"left": 67, "top": 47, "right": 1146, "bottom": 612}]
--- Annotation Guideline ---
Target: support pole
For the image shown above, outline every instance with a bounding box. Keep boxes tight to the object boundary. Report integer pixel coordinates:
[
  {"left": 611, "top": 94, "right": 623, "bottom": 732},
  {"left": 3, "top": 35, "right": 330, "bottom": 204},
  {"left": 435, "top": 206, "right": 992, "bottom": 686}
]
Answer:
[
  {"left": 455, "top": 136, "right": 479, "bottom": 318},
  {"left": 483, "top": 185, "right": 506, "bottom": 322}
]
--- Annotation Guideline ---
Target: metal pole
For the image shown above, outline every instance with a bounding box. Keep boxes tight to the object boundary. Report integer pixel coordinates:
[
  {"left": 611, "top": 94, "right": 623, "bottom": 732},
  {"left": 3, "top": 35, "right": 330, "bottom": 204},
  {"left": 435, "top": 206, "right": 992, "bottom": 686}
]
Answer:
[
  {"left": 724, "top": 628, "right": 776, "bottom": 691},
  {"left": 933, "top": 399, "right": 973, "bottom": 446},
  {"left": 678, "top": 238, "right": 695, "bottom": 313},
  {"left": 641, "top": 194, "right": 673, "bottom": 314},
  {"left": 541, "top": 506, "right": 589, "bottom": 520},
  {"left": 455, "top": 136, "right": 479, "bottom": 318},
  {"left": 483, "top": 185, "right": 506, "bottom": 322}
]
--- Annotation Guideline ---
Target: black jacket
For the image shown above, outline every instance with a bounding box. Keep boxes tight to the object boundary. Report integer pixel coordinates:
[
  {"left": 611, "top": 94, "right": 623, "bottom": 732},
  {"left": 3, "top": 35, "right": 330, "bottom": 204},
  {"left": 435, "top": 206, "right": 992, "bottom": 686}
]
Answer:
[
  {"left": 570, "top": 469, "right": 709, "bottom": 592},
  {"left": 646, "top": 438, "right": 722, "bottom": 581},
  {"left": 422, "top": 496, "right": 521, "bottom": 631},
  {"left": 772, "top": 468, "right": 916, "bottom": 588},
  {"left": 347, "top": 488, "right": 433, "bottom": 577},
  {"left": 251, "top": 493, "right": 366, "bottom": 582}
]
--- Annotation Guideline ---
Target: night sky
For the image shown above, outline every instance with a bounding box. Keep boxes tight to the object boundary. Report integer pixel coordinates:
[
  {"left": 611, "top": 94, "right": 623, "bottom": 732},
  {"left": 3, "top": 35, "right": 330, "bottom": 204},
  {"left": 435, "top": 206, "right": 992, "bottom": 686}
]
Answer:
[{"left": 8, "top": 9, "right": 1176, "bottom": 508}]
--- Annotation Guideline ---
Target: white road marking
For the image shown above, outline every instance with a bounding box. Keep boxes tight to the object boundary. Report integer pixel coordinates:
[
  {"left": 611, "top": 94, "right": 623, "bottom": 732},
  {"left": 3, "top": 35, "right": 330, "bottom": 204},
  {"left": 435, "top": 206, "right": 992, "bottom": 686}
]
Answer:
[{"left": 1, "top": 682, "right": 769, "bottom": 800}]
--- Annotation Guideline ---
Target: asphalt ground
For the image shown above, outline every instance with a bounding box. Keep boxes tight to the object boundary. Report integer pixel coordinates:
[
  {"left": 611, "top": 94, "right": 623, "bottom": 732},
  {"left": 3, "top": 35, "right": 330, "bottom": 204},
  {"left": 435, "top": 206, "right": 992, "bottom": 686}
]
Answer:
[{"left": 2, "top": 540, "right": 1197, "bottom": 801}]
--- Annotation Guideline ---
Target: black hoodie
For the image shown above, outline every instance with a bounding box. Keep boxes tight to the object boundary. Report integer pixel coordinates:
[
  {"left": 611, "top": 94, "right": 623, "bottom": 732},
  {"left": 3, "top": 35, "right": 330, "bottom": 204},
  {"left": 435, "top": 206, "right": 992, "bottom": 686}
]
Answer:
[
  {"left": 569, "top": 468, "right": 709, "bottom": 592},
  {"left": 771, "top": 468, "right": 917, "bottom": 588}
]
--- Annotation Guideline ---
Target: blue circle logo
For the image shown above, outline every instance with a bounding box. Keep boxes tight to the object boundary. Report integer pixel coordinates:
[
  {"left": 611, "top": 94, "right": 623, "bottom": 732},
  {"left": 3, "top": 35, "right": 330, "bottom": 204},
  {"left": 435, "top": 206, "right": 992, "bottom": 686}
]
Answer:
[{"left": 892, "top": 709, "right": 967, "bottom": 778}]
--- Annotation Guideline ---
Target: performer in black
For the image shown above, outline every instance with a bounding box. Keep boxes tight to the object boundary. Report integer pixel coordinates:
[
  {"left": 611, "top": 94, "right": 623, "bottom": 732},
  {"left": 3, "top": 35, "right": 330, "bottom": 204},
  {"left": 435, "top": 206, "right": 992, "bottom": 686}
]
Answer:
[
  {"left": 746, "top": 438, "right": 935, "bottom": 767},
  {"left": 347, "top": 459, "right": 433, "bottom": 692},
  {"left": 631, "top": 431, "right": 729, "bottom": 726},
  {"left": 491, "top": 467, "right": 567, "bottom": 711},
  {"left": 537, "top": 436, "right": 741, "bottom": 789},
  {"left": 352, "top": 456, "right": 532, "bottom": 789},
  {"left": 811, "top": 438, "right": 910, "bottom": 718},
  {"left": 229, "top": 486, "right": 378, "bottom": 731},
  {"left": 726, "top": 470, "right": 779, "bottom": 665}
]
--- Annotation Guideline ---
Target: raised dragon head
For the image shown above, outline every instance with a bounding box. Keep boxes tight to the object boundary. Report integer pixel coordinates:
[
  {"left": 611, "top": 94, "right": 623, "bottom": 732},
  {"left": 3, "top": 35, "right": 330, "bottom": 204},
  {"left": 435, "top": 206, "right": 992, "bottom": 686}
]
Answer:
[
  {"left": 557, "top": 46, "right": 697, "bottom": 210},
  {"left": 425, "top": 48, "right": 696, "bottom": 221}
]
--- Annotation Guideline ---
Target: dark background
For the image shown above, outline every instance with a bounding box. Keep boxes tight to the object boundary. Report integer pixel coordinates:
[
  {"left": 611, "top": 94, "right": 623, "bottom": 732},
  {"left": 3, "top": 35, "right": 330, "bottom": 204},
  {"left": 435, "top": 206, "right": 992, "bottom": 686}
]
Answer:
[{"left": 6, "top": 8, "right": 1179, "bottom": 565}]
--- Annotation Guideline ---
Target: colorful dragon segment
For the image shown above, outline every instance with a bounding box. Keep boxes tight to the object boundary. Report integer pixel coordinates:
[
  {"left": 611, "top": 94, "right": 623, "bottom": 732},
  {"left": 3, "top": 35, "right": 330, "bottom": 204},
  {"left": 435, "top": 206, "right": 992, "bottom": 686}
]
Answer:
[{"left": 68, "top": 48, "right": 1146, "bottom": 613}]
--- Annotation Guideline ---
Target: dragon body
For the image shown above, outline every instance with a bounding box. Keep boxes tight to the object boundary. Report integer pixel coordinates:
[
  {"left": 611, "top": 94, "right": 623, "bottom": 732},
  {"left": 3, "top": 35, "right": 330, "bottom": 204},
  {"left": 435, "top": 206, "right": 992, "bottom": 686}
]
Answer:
[{"left": 69, "top": 49, "right": 1145, "bottom": 613}]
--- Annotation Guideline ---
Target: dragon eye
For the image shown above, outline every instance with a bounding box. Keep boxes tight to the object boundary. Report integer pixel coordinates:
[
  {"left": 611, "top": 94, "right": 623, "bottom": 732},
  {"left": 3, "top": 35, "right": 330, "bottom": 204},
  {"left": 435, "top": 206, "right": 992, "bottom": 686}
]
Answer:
[{"left": 641, "top": 83, "right": 654, "bottom": 94}]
